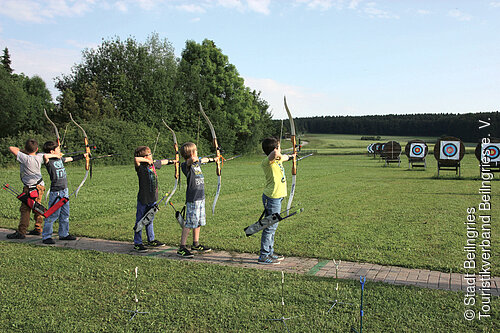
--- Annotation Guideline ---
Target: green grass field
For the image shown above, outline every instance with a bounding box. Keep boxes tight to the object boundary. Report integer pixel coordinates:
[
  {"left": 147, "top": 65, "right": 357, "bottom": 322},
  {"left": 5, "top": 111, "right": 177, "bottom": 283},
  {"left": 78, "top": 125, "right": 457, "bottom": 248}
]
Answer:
[
  {"left": 0, "top": 242, "right": 497, "bottom": 332},
  {"left": 0, "top": 134, "right": 498, "bottom": 331}
]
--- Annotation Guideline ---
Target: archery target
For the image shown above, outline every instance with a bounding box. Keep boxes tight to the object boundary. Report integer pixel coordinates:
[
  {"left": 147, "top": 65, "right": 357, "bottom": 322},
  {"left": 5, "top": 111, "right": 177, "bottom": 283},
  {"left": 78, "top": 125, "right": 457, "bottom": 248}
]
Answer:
[
  {"left": 409, "top": 143, "right": 426, "bottom": 158},
  {"left": 440, "top": 141, "right": 460, "bottom": 160},
  {"left": 481, "top": 143, "right": 500, "bottom": 162}
]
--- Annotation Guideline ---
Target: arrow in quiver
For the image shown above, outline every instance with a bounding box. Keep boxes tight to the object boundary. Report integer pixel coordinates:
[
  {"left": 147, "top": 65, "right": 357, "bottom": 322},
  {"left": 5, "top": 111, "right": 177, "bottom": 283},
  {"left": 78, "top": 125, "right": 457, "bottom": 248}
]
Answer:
[
  {"left": 380, "top": 141, "right": 401, "bottom": 166},
  {"left": 433, "top": 136, "right": 465, "bottom": 177},
  {"left": 404, "top": 139, "right": 428, "bottom": 169},
  {"left": 474, "top": 137, "right": 500, "bottom": 174}
]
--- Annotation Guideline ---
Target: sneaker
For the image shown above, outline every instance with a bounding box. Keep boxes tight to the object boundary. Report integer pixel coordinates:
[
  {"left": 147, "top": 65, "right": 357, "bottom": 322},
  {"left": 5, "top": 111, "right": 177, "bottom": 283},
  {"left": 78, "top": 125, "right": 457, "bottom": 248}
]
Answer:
[
  {"left": 146, "top": 240, "right": 165, "bottom": 247},
  {"left": 7, "top": 231, "right": 25, "bottom": 239},
  {"left": 133, "top": 244, "right": 148, "bottom": 252},
  {"left": 191, "top": 244, "right": 212, "bottom": 253},
  {"left": 59, "top": 235, "right": 76, "bottom": 241},
  {"left": 27, "top": 229, "right": 41, "bottom": 236},
  {"left": 258, "top": 256, "right": 281, "bottom": 265},
  {"left": 270, "top": 254, "right": 285, "bottom": 261},
  {"left": 177, "top": 247, "right": 194, "bottom": 258},
  {"left": 42, "top": 238, "right": 55, "bottom": 244}
]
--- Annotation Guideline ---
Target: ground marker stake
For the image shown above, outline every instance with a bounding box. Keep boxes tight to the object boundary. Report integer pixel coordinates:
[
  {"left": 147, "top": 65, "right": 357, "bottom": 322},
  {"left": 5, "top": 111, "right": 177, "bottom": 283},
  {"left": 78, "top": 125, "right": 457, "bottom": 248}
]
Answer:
[
  {"left": 266, "top": 271, "right": 302, "bottom": 333},
  {"left": 351, "top": 276, "right": 366, "bottom": 333},
  {"left": 327, "top": 259, "right": 355, "bottom": 313},
  {"left": 122, "top": 267, "right": 150, "bottom": 320}
]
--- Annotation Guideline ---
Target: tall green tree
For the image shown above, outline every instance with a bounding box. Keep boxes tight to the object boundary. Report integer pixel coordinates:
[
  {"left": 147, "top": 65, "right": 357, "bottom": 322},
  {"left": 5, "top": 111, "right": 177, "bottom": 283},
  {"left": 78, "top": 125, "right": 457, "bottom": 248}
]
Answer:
[
  {"left": 56, "top": 33, "right": 178, "bottom": 125},
  {"left": 0, "top": 68, "right": 27, "bottom": 136},
  {"left": 1, "top": 47, "right": 13, "bottom": 74},
  {"left": 176, "top": 39, "right": 272, "bottom": 153}
]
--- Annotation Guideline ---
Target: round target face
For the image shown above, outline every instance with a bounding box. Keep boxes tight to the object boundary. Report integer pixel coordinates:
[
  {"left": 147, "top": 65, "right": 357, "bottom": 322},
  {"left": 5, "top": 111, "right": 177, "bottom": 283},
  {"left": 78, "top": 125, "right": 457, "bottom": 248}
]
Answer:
[
  {"left": 484, "top": 145, "right": 500, "bottom": 159},
  {"left": 442, "top": 143, "right": 458, "bottom": 158},
  {"left": 411, "top": 145, "right": 423, "bottom": 156}
]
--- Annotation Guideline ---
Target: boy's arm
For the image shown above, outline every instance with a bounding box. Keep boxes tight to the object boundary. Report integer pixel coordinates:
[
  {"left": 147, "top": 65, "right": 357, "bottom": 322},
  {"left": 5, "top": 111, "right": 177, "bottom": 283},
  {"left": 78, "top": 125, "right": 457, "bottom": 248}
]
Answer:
[
  {"left": 44, "top": 153, "right": 59, "bottom": 163},
  {"left": 62, "top": 153, "right": 87, "bottom": 163},
  {"left": 8, "top": 146, "right": 20, "bottom": 156},
  {"left": 199, "top": 156, "right": 218, "bottom": 164},
  {"left": 268, "top": 148, "right": 282, "bottom": 162},
  {"left": 134, "top": 156, "right": 152, "bottom": 167},
  {"left": 159, "top": 159, "right": 174, "bottom": 166}
]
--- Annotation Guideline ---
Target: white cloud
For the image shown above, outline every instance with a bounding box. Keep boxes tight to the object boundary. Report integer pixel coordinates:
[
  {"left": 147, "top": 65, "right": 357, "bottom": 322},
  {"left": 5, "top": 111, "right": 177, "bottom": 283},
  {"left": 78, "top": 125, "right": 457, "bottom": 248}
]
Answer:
[
  {"left": 490, "top": 2, "right": 500, "bottom": 8},
  {"left": 114, "top": 1, "right": 129, "bottom": 12},
  {"left": 244, "top": 77, "right": 341, "bottom": 119},
  {"left": 217, "top": 0, "right": 244, "bottom": 10},
  {"left": 448, "top": 9, "right": 471, "bottom": 21},
  {"left": 296, "top": 0, "right": 339, "bottom": 11},
  {"left": 0, "top": 0, "right": 95, "bottom": 23},
  {"left": 176, "top": 4, "right": 206, "bottom": 13},
  {"left": 348, "top": 0, "right": 362, "bottom": 10},
  {"left": 363, "top": 2, "right": 399, "bottom": 19},
  {"left": 246, "top": 0, "right": 271, "bottom": 15},
  {"left": 1, "top": 37, "right": 82, "bottom": 100},
  {"left": 416, "top": 9, "right": 430, "bottom": 15}
]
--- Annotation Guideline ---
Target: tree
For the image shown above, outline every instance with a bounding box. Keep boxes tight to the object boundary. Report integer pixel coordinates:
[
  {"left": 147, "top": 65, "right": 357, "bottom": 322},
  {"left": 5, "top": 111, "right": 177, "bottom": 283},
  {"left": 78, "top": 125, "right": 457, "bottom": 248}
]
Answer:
[
  {"left": 56, "top": 33, "right": 178, "bottom": 124},
  {"left": 1, "top": 47, "right": 13, "bottom": 74},
  {"left": 0, "top": 67, "right": 28, "bottom": 136},
  {"left": 176, "top": 39, "right": 272, "bottom": 153}
]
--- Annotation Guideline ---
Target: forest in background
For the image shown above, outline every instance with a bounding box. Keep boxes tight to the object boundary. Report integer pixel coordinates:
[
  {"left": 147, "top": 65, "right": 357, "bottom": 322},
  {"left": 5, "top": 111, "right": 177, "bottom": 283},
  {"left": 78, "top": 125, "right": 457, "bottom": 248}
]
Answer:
[{"left": 284, "top": 113, "right": 499, "bottom": 142}]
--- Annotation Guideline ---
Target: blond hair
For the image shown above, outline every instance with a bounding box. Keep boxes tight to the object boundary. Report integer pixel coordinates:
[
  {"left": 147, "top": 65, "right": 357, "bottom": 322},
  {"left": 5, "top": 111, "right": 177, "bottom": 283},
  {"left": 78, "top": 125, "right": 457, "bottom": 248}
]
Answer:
[{"left": 180, "top": 142, "right": 197, "bottom": 160}]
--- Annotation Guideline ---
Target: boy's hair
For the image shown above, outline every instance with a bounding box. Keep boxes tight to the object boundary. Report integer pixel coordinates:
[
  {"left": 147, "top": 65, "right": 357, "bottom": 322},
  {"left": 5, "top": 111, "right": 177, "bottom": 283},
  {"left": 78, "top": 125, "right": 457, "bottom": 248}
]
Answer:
[
  {"left": 134, "top": 146, "right": 151, "bottom": 158},
  {"left": 262, "top": 137, "right": 280, "bottom": 156},
  {"left": 24, "top": 139, "right": 38, "bottom": 154},
  {"left": 180, "top": 142, "right": 196, "bottom": 160},
  {"left": 42, "top": 141, "right": 59, "bottom": 154}
]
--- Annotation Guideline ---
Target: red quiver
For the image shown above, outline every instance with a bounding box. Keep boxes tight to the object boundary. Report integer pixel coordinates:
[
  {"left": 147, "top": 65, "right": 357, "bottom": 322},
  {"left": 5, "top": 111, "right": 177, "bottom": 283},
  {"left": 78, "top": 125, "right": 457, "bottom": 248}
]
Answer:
[
  {"left": 16, "top": 189, "right": 47, "bottom": 216},
  {"left": 43, "top": 197, "right": 69, "bottom": 218}
]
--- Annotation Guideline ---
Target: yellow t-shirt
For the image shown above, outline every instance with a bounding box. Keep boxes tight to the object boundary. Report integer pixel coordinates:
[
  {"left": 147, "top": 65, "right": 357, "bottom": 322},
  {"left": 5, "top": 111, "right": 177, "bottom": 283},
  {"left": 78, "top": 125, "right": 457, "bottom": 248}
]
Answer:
[{"left": 262, "top": 157, "right": 287, "bottom": 199}]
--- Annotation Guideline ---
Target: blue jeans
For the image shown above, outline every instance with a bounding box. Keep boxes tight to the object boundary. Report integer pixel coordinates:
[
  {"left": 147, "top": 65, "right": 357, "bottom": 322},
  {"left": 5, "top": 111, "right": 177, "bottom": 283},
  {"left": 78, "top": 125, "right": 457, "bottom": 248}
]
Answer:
[
  {"left": 260, "top": 194, "right": 283, "bottom": 258},
  {"left": 42, "top": 188, "right": 70, "bottom": 240},
  {"left": 134, "top": 200, "right": 155, "bottom": 245}
]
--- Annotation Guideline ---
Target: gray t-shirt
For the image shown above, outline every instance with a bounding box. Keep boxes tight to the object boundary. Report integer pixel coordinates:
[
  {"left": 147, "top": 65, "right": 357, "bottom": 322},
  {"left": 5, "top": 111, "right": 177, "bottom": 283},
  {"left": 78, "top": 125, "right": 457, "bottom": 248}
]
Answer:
[{"left": 17, "top": 152, "right": 45, "bottom": 187}]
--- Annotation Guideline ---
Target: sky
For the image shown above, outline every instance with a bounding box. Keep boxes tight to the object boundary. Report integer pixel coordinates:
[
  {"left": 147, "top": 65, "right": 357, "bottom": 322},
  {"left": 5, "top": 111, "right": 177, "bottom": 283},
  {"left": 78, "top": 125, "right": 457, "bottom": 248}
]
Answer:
[{"left": 0, "top": 0, "right": 499, "bottom": 119}]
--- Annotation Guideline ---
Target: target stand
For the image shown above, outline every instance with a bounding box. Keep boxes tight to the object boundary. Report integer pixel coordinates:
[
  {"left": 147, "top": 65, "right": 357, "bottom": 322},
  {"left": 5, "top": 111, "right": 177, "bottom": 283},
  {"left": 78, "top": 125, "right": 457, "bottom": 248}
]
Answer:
[
  {"left": 405, "top": 140, "right": 428, "bottom": 169},
  {"left": 475, "top": 138, "right": 500, "bottom": 174},
  {"left": 327, "top": 260, "right": 355, "bottom": 313},
  {"left": 433, "top": 137, "right": 465, "bottom": 177},
  {"left": 381, "top": 141, "right": 401, "bottom": 167}
]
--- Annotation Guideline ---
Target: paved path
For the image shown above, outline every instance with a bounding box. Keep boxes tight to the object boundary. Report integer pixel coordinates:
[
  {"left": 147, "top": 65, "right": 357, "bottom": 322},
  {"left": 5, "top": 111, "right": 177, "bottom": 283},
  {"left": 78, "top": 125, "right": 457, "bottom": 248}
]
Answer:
[{"left": 1, "top": 228, "right": 498, "bottom": 296}]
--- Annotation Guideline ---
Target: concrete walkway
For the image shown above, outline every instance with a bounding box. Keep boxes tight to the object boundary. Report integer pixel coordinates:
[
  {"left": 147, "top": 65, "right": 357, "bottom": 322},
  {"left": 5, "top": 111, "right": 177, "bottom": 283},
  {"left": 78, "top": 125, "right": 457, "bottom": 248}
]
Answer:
[{"left": 1, "top": 227, "right": 498, "bottom": 296}]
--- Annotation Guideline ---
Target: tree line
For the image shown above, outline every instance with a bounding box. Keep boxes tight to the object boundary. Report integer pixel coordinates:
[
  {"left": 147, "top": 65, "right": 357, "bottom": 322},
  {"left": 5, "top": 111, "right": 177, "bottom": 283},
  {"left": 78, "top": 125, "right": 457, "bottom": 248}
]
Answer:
[
  {"left": 283, "top": 113, "right": 500, "bottom": 142},
  {"left": 0, "top": 34, "right": 273, "bottom": 166}
]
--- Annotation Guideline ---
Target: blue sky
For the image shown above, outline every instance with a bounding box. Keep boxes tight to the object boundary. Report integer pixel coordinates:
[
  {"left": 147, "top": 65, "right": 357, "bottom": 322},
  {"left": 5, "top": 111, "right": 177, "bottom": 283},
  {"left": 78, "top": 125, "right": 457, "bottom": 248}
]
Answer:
[{"left": 0, "top": 0, "right": 499, "bottom": 119}]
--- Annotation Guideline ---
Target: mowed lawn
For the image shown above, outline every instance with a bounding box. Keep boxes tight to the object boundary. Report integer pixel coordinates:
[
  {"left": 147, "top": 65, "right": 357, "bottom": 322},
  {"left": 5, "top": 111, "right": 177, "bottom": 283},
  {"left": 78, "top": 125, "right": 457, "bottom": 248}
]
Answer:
[
  {"left": 0, "top": 242, "right": 497, "bottom": 332},
  {"left": 0, "top": 134, "right": 497, "bottom": 275}
]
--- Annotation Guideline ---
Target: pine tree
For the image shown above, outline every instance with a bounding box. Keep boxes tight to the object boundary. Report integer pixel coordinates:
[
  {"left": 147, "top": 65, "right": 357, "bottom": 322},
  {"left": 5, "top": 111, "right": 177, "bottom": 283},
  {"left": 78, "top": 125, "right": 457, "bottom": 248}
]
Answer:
[{"left": 1, "top": 47, "right": 13, "bottom": 74}]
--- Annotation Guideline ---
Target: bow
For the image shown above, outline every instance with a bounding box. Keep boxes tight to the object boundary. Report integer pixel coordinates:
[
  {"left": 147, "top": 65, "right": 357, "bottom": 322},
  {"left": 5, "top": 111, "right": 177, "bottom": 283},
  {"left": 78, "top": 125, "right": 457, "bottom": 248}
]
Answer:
[
  {"left": 198, "top": 102, "right": 221, "bottom": 215},
  {"left": 161, "top": 119, "right": 180, "bottom": 204},
  {"left": 284, "top": 96, "right": 297, "bottom": 214},
  {"left": 44, "top": 109, "right": 60, "bottom": 147},
  {"left": 69, "top": 113, "right": 91, "bottom": 197}
]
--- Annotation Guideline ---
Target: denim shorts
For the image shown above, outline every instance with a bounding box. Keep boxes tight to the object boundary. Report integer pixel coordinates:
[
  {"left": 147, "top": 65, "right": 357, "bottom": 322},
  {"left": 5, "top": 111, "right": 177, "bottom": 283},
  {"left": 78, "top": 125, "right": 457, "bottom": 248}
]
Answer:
[{"left": 184, "top": 199, "right": 206, "bottom": 229}]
